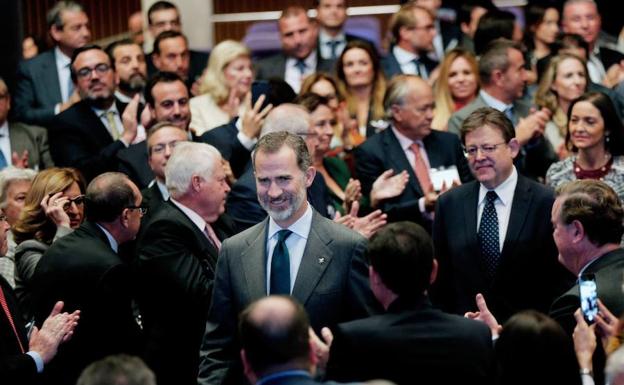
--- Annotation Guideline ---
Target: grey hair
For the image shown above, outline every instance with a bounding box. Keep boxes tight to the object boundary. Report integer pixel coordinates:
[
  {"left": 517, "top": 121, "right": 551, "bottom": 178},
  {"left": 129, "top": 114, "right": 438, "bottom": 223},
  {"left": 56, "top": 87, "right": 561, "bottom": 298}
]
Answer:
[
  {"left": 383, "top": 74, "right": 415, "bottom": 120},
  {"left": 260, "top": 104, "right": 311, "bottom": 137},
  {"left": 0, "top": 167, "right": 37, "bottom": 209},
  {"left": 478, "top": 39, "right": 523, "bottom": 86},
  {"left": 165, "top": 142, "right": 222, "bottom": 198},
  {"left": 47, "top": 1, "right": 85, "bottom": 29}
]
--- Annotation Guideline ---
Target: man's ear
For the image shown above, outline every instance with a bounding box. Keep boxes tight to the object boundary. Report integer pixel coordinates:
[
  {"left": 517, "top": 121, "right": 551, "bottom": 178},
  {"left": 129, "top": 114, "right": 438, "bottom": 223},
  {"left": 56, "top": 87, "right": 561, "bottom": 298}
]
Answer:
[
  {"left": 191, "top": 175, "right": 203, "bottom": 192},
  {"left": 304, "top": 166, "right": 316, "bottom": 188},
  {"left": 49, "top": 25, "right": 63, "bottom": 44},
  {"left": 120, "top": 208, "right": 130, "bottom": 227},
  {"left": 430, "top": 259, "right": 438, "bottom": 285},
  {"left": 571, "top": 219, "right": 585, "bottom": 242}
]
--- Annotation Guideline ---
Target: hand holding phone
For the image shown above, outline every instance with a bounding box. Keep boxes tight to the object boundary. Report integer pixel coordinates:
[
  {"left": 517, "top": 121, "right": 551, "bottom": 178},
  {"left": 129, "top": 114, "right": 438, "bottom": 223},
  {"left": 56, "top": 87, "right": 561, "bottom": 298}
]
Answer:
[{"left": 579, "top": 274, "right": 598, "bottom": 324}]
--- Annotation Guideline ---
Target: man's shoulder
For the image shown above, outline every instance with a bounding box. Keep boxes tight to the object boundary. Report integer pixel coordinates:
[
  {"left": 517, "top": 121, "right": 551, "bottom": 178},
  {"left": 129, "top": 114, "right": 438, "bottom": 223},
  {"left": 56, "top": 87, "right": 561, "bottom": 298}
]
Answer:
[
  {"left": 53, "top": 100, "right": 92, "bottom": 124},
  {"left": 9, "top": 121, "right": 47, "bottom": 136},
  {"left": 439, "top": 180, "right": 478, "bottom": 203},
  {"left": 355, "top": 128, "right": 392, "bottom": 153},
  {"left": 117, "top": 140, "right": 147, "bottom": 160},
  {"left": 452, "top": 97, "right": 486, "bottom": 120},
  {"left": 311, "top": 212, "right": 365, "bottom": 245},
  {"left": 516, "top": 174, "right": 555, "bottom": 201},
  {"left": 222, "top": 218, "right": 267, "bottom": 249},
  {"left": 256, "top": 53, "right": 286, "bottom": 67},
  {"left": 18, "top": 50, "right": 55, "bottom": 71}
]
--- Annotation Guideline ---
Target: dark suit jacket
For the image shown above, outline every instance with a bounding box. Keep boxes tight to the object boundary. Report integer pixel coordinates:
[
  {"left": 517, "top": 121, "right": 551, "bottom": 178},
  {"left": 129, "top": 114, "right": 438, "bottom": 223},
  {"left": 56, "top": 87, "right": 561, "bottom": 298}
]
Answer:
[
  {"left": 226, "top": 168, "right": 331, "bottom": 231},
  {"left": 447, "top": 94, "right": 558, "bottom": 181},
  {"left": 31, "top": 221, "right": 143, "bottom": 385},
  {"left": 354, "top": 128, "right": 472, "bottom": 225},
  {"left": 117, "top": 140, "right": 154, "bottom": 189},
  {"left": 9, "top": 121, "right": 54, "bottom": 170},
  {"left": 140, "top": 182, "right": 165, "bottom": 216},
  {"left": 198, "top": 120, "right": 251, "bottom": 179},
  {"left": 597, "top": 46, "right": 624, "bottom": 73},
  {"left": 432, "top": 175, "right": 573, "bottom": 322},
  {"left": 316, "top": 33, "right": 375, "bottom": 67},
  {"left": 48, "top": 99, "right": 128, "bottom": 182},
  {"left": 136, "top": 201, "right": 236, "bottom": 385},
  {"left": 0, "top": 275, "right": 37, "bottom": 385},
  {"left": 326, "top": 296, "right": 495, "bottom": 385},
  {"left": 13, "top": 50, "right": 62, "bottom": 126},
  {"left": 381, "top": 50, "right": 438, "bottom": 80},
  {"left": 147, "top": 49, "right": 210, "bottom": 87},
  {"left": 198, "top": 210, "right": 378, "bottom": 385},
  {"left": 254, "top": 53, "right": 334, "bottom": 82}
]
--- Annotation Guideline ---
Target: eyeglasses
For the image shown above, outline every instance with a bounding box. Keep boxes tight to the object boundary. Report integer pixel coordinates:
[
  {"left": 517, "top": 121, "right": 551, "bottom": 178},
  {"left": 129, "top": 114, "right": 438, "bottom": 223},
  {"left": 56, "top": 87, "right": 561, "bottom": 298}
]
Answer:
[
  {"left": 126, "top": 205, "right": 148, "bottom": 216},
  {"left": 75, "top": 63, "right": 111, "bottom": 80},
  {"left": 150, "top": 140, "right": 180, "bottom": 155},
  {"left": 464, "top": 142, "right": 508, "bottom": 158},
  {"left": 63, "top": 195, "right": 86, "bottom": 211}
]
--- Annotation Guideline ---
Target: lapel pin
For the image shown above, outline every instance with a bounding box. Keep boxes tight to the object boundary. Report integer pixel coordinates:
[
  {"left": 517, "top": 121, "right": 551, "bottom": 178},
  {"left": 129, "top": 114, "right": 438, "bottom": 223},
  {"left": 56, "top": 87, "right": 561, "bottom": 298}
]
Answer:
[{"left": 318, "top": 257, "right": 325, "bottom": 265}]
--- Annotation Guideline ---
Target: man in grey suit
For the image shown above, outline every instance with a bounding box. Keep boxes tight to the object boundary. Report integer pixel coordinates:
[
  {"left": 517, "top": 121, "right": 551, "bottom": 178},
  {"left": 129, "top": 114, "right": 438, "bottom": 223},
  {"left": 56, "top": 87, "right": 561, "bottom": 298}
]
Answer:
[
  {"left": 255, "top": 6, "right": 333, "bottom": 93},
  {"left": 13, "top": 1, "right": 91, "bottom": 126},
  {"left": 198, "top": 132, "right": 377, "bottom": 385},
  {"left": 0, "top": 78, "right": 54, "bottom": 170},
  {"left": 447, "top": 39, "right": 557, "bottom": 181}
]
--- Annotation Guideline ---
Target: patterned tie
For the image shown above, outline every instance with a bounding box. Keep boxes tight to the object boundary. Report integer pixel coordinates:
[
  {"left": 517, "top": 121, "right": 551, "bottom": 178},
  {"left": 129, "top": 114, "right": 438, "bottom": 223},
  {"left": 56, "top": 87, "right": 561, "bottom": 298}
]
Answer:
[
  {"left": 204, "top": 224, "right": 222, "bottom": 251},
  {"left": 504, "top": 106, "right": 516, "bottom": 127},
  {"left": 479, "top": 191, "right": 500, "bottom": 280},
  {"left": 103, "top": 110, "right": 120, "bottom": 140},
  {"left": 409, "top": 143, "right": 433, "bottom": 193},
  {"left": 0, "top": 146, "right": 7, "bottom": 169},
  {"left": 270, "top": 230, "right": 292, "bottom": 295},
  {"left": 0, "top": 284, "right": 25, "bottom": 353}
]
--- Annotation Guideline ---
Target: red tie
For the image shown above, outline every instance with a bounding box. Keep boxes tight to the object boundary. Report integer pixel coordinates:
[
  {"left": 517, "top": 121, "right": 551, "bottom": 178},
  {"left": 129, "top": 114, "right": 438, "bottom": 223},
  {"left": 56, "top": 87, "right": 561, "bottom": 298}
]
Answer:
[
  {"left": 204, "top": 224, "right": 222, "bottom": 251},
  {"left": 410, "top": 143, "right": 433, "bottom": 193},
  {"left": 0, "top": 285, "right": 25, "bottom": 353}
]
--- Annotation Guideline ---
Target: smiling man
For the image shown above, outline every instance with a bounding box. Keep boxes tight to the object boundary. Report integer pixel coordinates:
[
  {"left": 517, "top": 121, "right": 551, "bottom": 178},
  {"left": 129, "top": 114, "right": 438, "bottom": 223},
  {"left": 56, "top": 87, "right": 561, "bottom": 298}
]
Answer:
[
  {"left": 432, "top": 107, "right": 572, "bottom": 323},
  {"left": 198, "top": 131, "right": 378, "bottom": 385}
]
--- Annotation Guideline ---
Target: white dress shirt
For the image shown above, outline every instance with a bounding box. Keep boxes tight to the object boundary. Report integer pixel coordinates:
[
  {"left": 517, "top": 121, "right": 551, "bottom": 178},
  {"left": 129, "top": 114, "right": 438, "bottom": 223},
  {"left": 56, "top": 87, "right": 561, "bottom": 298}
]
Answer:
[
  {"left": 170, "top": 198, "right": 206, "bottom": 233},
  {"left": 91, "top": 104, "right": 126, "bottom": 146},
  {"left": 285, "top": 52, "right": 317, "bottom": 93},
  {"left": 319, "top": 29, "right": 347, "bottom": 60},
  {"left": 55, "top": 47, "right": 72, "bottom": 103},
  {"left": 479, "top": 89, "right": 513, "bottom": 113},
  {"left": 0, "top": 121, "right": 12, "bottom": 166},
  {"left": 476, "top": 167, "right": 518, "bottom": 253},
  {"left": 265, "top": 204, "right": 313, "bottom": 294}
]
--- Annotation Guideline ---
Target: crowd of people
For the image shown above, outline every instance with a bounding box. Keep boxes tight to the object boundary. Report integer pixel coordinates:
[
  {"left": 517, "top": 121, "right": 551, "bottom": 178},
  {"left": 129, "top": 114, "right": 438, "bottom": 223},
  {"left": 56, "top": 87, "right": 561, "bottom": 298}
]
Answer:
[{"left": 2, "top": 0, "right": 624, "bottom": 384}]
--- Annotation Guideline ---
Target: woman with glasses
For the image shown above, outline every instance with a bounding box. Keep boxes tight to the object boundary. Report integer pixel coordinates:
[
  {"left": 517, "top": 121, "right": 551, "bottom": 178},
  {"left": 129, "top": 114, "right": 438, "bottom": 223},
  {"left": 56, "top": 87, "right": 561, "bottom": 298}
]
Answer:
[
  {"left": 12, "top": 167, "right": 86, "bottom": 318},
  {"left": 546, "top": 92, "right": 624, "bottom": 202}
]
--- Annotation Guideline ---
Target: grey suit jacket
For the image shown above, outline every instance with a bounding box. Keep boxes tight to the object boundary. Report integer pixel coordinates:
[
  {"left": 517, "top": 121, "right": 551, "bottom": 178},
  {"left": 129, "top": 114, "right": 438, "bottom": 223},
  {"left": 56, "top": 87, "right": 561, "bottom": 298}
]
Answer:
[
  {"left": 447, "top": 95, "right": 557, "bottom": 180},
  {"left": 255, "top": 53, "right": 334, "bottom": 82},
  {"left": 13, "top": 50, "right": 63, "bottom": 126},
  {"left": 198, "top": 209, "right": 378, "bottom": 385},
  {"left": 9, "top": 122, "right": 54, "bottom": 170}
]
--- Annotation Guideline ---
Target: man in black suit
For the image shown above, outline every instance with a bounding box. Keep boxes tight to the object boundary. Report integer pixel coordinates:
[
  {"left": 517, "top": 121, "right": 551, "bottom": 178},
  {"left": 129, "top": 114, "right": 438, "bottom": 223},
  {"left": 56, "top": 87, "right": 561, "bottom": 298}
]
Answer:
[
  {"left": 382, "top": 4, "right": 438, "bottom": 80},
  {"left": 198, "top": 132, "right": 377, "bottom": 385},
  {"left": 31, "top": 172, "right": 144, "bottom": 385},
  {"left": 117, "top": 71, "right": 192, "bottom": 189},
  {"left": 14, "top": 1, "right": 91, "bottom": 126},
  {"left": 255, "top": 6, "right": 333, "bottom": 93},
  {"left": 561, "top": 0, "right": 624, "bottom": 85},
  {"left": 324, "top": 222, "right": 495, "bottom": 385},
  {"left": 240, "top": 296, "right": 345, "bottom": 385},
  {"left": 0, "top": 210, "right": 79, "bottom": 385},
  {"left": 141, "top": 122, "right": 188, "bottom": 213},
  {"left": 412, "top": 0, "right": 462, "bottom": 61},
  {"left": 432, "top": 107, "right": 572, "bottom": 323},
  {"left": 137, "top": 142, "right": 236, "bottom": 385},
  {"left": 48, "top": 45, "right": 140, "bottom": 182},
  {"left": 145, "top": 1, "right": 209, "bottom": 92},
  {"left": 355, "top": 74, "right": 472, "bottom": 226}
]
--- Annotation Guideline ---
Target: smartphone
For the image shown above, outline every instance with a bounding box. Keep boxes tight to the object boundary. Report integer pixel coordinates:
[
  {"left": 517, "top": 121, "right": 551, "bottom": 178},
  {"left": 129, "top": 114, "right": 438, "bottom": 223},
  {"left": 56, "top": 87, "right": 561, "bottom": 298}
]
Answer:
[
  {"left": 251, "top": 81, "right": 272, "bottom": 111},
  {"left": 579, "top": 274, "right": 598, "bottom": 323}
]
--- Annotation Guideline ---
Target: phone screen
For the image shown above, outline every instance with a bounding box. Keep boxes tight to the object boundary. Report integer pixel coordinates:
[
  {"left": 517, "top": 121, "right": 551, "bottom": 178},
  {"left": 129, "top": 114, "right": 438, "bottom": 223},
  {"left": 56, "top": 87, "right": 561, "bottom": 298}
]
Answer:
[{"left": 579, "top": 274, "right": 598, "bottom": 323}]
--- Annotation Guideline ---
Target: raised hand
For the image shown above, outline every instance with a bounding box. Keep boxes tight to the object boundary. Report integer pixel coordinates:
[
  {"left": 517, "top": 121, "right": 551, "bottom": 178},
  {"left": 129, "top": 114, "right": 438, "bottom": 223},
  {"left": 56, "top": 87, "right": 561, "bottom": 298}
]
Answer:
[
  {"left": 41, "top": 192, "right": 71, "bottom": 228},
  {"left": 370, "top": 169, "right": 409, "bottom": 208}
]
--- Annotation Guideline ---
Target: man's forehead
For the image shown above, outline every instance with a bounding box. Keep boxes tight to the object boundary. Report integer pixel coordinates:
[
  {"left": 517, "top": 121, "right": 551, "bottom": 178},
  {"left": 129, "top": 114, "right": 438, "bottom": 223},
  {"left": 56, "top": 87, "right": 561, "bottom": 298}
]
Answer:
[
  {"left": 151, "top": 8, "right": 179, "bottom": 23},
  {"left": 114, "top": 44, "right": 143, "bottom": 59},
  {"left": 75, "top": 49, "right": 109, "bottom": 66},
  {"left": 154, "top": 81, "right": 188, "bottom": 98},
  {"left": 159, "top": 37, "right": 188, "bottom": 52}
]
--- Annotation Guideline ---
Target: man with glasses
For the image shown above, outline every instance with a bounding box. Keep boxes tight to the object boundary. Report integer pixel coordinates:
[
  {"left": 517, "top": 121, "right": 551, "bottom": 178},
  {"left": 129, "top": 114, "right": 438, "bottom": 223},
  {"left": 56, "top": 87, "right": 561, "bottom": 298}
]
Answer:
[
  {"left": 382, "top": 3, "right": 439, "bottom": 80},
  {"left": 31, "top": 172, "right": 145, "bottom": 385},
  {"left": 355, "top": 75, "right": 472, "bottom": 227},
  {"left": 136, "top": 142, "right": 236, "bottom": 385},
  {"left": 432, "top": 107, "right": 572, "bottom": 323},
  {"left": 48, "top": 45, "right": 140, "bottom": 182}
]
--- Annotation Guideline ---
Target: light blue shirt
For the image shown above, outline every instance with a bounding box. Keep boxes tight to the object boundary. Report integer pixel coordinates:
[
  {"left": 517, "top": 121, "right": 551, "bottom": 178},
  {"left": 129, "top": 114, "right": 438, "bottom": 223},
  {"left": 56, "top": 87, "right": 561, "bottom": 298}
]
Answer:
[
  {"left": 479, "top": 90, "right": 512, "bottom": 113},
  {"left": 96, "top": 224, "right": 119, "bottom": 253},
  {"left": 0, "top": 121, "right": 12, "bottom": 166}
]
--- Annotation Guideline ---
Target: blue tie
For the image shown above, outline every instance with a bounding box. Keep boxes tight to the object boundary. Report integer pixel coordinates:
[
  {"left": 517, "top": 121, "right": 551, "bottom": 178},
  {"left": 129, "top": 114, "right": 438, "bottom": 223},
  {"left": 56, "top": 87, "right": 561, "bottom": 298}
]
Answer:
[
  {"left": 504, "top": 106, "right": 516, "bottom": 126},
  {"left": 295, "top": 60, "right": 307, "bottom": 75},
  {"left": 0, "top": 150, "right": 7, "bottom": 169},
  {"left": 270, "top": 230, "right": 292, "bottom": 295},
  {"left": 327, "top": 40, "right": 340, "bottom": 59},
  {"left": 479, "top": 191, "right": 500, "bottom": 280}
]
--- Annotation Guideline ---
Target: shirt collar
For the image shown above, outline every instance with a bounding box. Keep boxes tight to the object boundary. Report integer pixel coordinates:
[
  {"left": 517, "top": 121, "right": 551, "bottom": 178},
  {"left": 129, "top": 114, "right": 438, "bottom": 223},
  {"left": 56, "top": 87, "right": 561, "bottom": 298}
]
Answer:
[
  {"left": 391, "top": 124, "right": 424, "bottom": 151},
  {"left": 478, "top": 166, "right": 518, "bottom": 207},
  {"left": 286, "top": 50, "right": 317, "bottom": 69},
  {"left": 479, "top": 89, "right": 512, "bottom": 112},
  {"left": 267, "top": 203, "right": 313, "bottom": 241},
  {"left": 319, "top": 29, "right": 346, "bottom": 44},
  {"left": 393, "top": 45, "right": 418, "bottom": 65},
  {"left": 91, "top": 102, "right": 120, "bottom": 117},
  {"left": 257, "top": 370, "right": 311, "bottom": 385},
  {"left": 156, "top": 180, "right": 170, "bottom": 200},
  {"left": 95, "top": 223, "right": 119, "bottom": 253},
  {"left": 170, "top": 198, "right": 206, "bottom": 231},
  {"left": 0, "top": 120, "right": 8, "bottom": 136},
  {"left": 55, "top": 46, "right": 71, "bottom": 68}
]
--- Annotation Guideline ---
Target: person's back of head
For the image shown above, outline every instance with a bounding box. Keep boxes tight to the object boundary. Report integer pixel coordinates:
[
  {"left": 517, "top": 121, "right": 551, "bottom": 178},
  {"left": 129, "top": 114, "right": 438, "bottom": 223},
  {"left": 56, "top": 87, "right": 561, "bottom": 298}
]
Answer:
[
  {"left": 496, "top": 310, "right": 581, "bottom": 385},
  {"left": 239, "top": 296, "right": 313, "bottom": 382},
  {"left": 473, "top": 10, "right": 517, "bottom": 56},
  {"left": 77, "top": 354, "right": 156, "bottom": 385},
  {"left": 85, "top": 172, "right": 135, "bottom": 223},
  {"left": 478, "top": 38, "right": 523, "bottom": 87}
]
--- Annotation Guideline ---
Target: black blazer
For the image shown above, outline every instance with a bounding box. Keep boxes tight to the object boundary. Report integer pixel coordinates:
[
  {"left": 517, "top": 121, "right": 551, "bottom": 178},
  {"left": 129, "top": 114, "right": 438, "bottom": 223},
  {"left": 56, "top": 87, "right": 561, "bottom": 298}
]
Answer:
[
  {"left": 0, "top": 275, "right": 37, "bottom": 385},
  {"left": 254, "top": 53, "right": 335, "bottom": 82},
  {"left": 31, "top": 221, "right": 143, "bottom": 385},
  {"left": 136, "top": 201, "right": 236, "bottom": 385},
  {"left": 117, "top": 140, "right": 154, "bottom": 189},
  {"left": 198, "top": 120, "right": 251, "bottom": 179},
  {"left": 326, "top": 296, "right": 495, "bottom": 385},
  {"left": 354, "top": 128, "right": 472, "bottom": 225},
  {"left": 48, "top": 99, "right": 127, "bottom": 182},
  {"left": 381, "top": 49, "right": 438, "bottom": 80},
  {"left": 432, "top": 175, "right": 574, "bottom": 322}
]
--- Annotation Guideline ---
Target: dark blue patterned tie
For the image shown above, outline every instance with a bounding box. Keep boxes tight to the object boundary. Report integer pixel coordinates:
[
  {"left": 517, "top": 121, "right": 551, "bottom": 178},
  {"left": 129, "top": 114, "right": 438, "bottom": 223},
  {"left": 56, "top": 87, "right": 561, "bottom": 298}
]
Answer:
[
  {"left": 270, "top": 230, "right": 292, "bottom": 295},
  {"left": 295, "top": 60, "right": 307, "bottom": 75},
  {"left": 479, "top": 191, "right": 500, "bottom": 280}
]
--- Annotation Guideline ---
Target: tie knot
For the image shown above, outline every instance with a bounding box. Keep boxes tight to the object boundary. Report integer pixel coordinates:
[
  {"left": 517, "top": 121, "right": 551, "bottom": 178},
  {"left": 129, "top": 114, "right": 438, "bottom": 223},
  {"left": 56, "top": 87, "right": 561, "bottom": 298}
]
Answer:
[
  {"left": 486, "top": 191, "right": 498, "bottom": 204},
  {"left": 295, "top": 60, "right": 307, "bottom": 74},
  {"left": 410, "top": 142, "right": 422, "bottom": 152},
  {"left": 277, "top": 229, "right": 292, "bottom": 243}
]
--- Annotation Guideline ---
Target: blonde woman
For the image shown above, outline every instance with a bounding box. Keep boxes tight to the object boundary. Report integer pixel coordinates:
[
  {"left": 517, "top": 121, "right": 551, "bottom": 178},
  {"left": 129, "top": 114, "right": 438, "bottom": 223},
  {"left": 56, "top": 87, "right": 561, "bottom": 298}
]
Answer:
[
  {"left": 432, "top": 48, "right": 479, "bottom": 131},
  {"left": 189, "top": 40, "right": 253, "bottom": 135}
]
